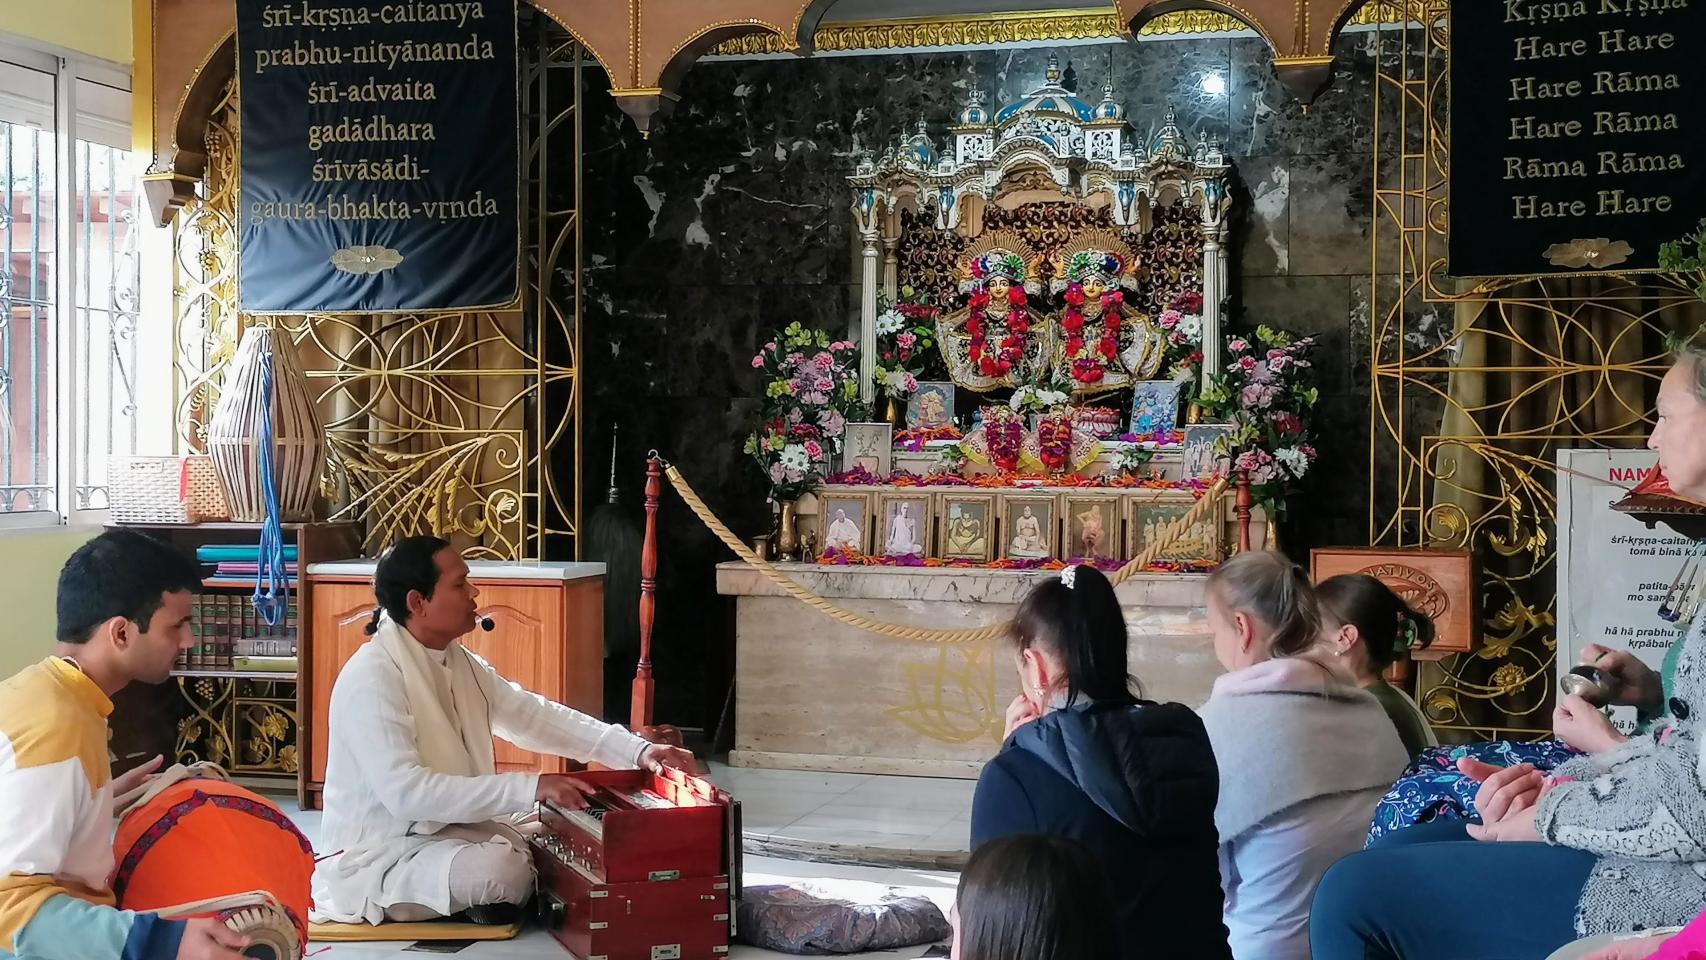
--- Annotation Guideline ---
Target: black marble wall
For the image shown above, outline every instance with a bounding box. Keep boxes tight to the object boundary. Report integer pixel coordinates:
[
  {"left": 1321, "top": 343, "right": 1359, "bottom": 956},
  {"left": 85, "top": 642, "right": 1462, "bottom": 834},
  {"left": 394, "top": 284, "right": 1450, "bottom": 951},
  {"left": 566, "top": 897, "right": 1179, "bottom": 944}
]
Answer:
[{"left": 579, "top": 31, "right": 1443, "bottom": 729}]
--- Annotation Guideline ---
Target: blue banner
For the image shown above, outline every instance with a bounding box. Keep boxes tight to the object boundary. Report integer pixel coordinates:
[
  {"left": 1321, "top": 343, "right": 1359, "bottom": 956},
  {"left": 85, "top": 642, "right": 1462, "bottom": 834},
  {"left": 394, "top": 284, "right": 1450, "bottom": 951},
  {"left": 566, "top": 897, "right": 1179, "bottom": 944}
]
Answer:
[{"left": 237, "top": 0, "right": 519, "bottom": 312}]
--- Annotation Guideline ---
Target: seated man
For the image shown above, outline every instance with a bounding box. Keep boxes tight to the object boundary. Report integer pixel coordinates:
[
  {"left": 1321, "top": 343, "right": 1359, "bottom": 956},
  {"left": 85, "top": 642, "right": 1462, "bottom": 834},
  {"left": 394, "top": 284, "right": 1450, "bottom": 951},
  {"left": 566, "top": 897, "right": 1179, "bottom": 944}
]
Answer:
[
  {"left": 311, "top": 536, "right": 693, "bottom": 925},
  {"left": 0, "top": 530, "right": 250, "bottom": 960}
]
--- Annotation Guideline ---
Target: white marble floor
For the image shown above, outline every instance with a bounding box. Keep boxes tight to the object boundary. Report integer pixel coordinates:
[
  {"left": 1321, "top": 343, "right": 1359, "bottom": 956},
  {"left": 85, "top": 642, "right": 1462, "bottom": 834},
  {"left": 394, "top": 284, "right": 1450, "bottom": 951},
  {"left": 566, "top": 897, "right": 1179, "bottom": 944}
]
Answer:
[{"left": 284, "top": 763, "right": 972, "bottom": 959}]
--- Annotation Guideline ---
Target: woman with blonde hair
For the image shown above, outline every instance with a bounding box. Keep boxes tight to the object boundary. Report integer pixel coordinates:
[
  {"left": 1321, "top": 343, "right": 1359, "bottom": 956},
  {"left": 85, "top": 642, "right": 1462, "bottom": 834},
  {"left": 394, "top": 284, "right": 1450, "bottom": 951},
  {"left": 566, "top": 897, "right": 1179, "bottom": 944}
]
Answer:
[{"left": 1201, "top": 551, "right": 1408, "bottom": 959}]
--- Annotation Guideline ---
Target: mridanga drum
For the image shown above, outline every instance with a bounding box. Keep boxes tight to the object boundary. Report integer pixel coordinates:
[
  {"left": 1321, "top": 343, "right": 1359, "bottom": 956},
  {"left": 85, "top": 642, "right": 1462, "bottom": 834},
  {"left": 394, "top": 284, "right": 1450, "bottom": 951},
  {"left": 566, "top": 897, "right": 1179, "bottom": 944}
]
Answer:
[{"left": 113, "top": 772, "right": 314, "bottom": 960}]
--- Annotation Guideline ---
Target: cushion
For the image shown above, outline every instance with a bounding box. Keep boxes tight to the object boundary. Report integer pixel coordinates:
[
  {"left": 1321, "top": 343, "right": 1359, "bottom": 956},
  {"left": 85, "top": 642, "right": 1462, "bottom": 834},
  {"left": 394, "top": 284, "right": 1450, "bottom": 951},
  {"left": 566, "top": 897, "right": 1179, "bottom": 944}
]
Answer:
[{"left": 736, "top": 881, "right": 950, "bottom": 955}]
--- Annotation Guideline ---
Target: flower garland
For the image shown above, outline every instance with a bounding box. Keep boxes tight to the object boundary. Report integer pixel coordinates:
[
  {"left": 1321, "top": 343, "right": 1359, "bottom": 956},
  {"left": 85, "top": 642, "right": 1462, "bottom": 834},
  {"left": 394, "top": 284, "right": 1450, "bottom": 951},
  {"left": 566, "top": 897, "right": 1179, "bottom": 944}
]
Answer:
[
  {"left": 1037, "top": 410, "right": 1074, "bottom": 473},
  {"left": 966, "top": 285, "right": 1032, "bottom": 378},
  {"left": 1061, "top": 285, "right": 1123, "bottom": 385},
  {"left": 986, "top": 413, "right": 1024, "bottom": 472},
  {"left": 1116, "top": 429, "right": 1186, "bottom": 447}
]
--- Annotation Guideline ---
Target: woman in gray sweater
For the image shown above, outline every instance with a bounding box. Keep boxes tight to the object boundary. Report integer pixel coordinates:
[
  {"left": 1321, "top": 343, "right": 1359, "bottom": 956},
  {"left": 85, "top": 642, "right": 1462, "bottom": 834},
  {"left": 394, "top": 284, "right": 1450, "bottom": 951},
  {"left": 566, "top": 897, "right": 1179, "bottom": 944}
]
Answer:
[{"left": 1311, "top": 341, "right": 1706, "bottom": 959}]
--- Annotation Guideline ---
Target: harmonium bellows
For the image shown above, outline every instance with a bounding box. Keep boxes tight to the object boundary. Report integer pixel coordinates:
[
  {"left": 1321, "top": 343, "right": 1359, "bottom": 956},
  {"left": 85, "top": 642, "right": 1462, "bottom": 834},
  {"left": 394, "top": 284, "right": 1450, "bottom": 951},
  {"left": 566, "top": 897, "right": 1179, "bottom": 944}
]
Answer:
[{"left": 533, "top": 768, "right": 742, "bottom": 960}]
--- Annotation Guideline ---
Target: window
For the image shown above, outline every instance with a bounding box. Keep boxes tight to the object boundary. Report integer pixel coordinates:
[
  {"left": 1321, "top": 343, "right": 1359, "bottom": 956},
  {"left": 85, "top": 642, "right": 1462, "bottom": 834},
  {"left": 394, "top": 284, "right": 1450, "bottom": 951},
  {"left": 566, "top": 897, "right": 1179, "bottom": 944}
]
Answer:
[{"left": 0, "top": 42, "right": 169, "bottom": 525}]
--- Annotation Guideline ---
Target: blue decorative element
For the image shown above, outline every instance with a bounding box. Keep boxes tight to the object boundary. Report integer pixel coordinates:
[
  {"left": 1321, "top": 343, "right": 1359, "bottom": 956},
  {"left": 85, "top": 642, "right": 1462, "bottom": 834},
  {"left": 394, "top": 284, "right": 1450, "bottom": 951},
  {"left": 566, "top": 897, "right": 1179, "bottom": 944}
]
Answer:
[
  {"left": 252, "top": 351, "right": 288, "bottom": 628},
  {"left": 995, "top": 95, "right": 1094, "bottom": 124},
  {"left": 1365, "top": 740, "right": 1579, "bottom": 845}
]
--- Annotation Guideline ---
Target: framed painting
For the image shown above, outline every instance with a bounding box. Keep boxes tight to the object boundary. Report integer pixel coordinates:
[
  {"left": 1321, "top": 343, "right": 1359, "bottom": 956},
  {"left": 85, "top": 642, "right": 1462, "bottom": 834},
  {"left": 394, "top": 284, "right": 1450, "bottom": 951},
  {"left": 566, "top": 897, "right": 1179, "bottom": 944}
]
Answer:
[
  {"left": 905, "top": 382, "right": 956, "bottom": 431},
  {"left": 1181, "top": 424, "right": 1235, "bottom": 481},
  {"left": 1130, "top": 380, "right": 1184, "bottom": 437},
  {"left": 939, "top": 493, "right": 996, "bottom": 563},
  {"left": 818, "top": 491, "right": 875, "bottom": 556},
  {"left": 1062, "top": 494, "right": 1123, "bottom": 563},
  {"left": 1002, "top": 494, "right": 1057, "bottom": 561},
  {"left": 877, "top": 491, "right": 934, "bottom": 557},
  {"left": 841, "top": 422, "right": 892, "bottom": 477},
  {"left": 1310, "top": 548, "right": 1477, "bottom": 661},
  {"left": 1127, "top": 494, "right": 1223, "bottom": 566}
]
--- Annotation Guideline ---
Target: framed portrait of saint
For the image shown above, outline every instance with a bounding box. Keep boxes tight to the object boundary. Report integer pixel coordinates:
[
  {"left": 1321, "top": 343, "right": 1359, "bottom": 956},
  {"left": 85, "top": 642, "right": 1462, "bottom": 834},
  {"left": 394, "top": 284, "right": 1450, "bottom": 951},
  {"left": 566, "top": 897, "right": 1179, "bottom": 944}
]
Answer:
[
  {"left": 1130, "top": 380, "right": 1184, "bottom": 437},
  {"left": 1181, "top": 424, "right": 1235, "bottom": 481},
  {"left": 1062, "top": 494, "right": 1122, "bottom": 563},
  {"left": 877, "top": 492, "right": 934, "bottom": 557},
  {"left": 841, "top": 422, "right": 893, "bottom": 477},
  {"left": 905, "top": 382, "right": 956, "bottom": 431},
  {"left": 818, "top": 491, "right": 875, "bottom": 556},
  {"left": 939, "top": 493, "right": 995, "bottom": 563},
  {"left": 1002, "top": 495, "right": 1056, "bottom": 561},
  {"left": 1127, "top": 494, "right": 1223, "bottom": 566}
]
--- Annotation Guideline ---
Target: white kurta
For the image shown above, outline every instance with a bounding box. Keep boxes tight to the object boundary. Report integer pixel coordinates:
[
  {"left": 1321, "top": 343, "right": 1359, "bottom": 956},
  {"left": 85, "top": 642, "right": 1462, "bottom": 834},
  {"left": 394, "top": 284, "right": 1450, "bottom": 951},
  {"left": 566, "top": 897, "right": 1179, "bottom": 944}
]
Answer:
[{"left": 310, "top": 631, "right": 648, "bottom": 924}]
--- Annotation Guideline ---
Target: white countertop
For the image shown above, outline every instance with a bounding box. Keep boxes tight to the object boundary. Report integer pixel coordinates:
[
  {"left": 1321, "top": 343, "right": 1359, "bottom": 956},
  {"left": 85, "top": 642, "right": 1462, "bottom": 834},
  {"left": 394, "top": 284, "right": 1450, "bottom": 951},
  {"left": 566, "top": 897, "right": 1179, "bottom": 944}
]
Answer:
[{"left": 306, "top": 559, "right": 606, "bottom": 581}]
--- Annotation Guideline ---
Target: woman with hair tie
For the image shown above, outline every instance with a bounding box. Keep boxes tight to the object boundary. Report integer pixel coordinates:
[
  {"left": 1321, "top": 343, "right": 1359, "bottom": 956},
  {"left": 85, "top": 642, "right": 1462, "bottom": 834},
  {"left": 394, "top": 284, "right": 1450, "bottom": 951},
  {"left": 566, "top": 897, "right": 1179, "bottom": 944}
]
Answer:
[
  {"left": 1315, "top": 574, "right": 1439, "bottom": 758},
  {"left": 970, "top": 564, "right": 1231, "bottom": 958}
]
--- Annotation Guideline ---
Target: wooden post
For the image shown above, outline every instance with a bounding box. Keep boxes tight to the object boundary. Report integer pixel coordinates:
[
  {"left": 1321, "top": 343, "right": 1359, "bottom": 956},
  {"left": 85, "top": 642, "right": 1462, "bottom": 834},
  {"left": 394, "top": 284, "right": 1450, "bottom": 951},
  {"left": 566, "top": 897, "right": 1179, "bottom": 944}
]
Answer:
[
  {"left": 632, "top": 454, "right": 660, "bottom": 731},
  {"left": 1235, "top": 470, "right": 1253, "bottom": 554}
]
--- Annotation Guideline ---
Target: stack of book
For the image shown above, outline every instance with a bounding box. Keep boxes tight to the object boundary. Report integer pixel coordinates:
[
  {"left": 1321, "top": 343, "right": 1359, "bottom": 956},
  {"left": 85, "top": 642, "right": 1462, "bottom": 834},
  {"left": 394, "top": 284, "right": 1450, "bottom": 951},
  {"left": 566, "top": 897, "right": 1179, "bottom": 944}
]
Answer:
[{"left": 174, "top": 544, "right": 301, "bottom": 674}]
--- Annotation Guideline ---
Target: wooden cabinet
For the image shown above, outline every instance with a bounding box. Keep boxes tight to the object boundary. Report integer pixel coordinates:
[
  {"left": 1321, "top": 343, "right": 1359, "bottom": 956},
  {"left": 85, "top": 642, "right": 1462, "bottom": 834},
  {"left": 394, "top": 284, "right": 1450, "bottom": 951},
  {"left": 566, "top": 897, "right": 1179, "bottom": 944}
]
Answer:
[{"left": 302, "top": 562, "right": 605, "bottom": 808}]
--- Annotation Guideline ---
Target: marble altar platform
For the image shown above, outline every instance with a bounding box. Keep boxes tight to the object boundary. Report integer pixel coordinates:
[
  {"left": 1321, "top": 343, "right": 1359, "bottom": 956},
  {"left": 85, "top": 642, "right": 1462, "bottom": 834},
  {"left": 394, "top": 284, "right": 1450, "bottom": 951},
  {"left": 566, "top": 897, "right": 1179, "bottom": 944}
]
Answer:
[{"left": 718, "top": 563, "right": 1222, "bottom": 778}]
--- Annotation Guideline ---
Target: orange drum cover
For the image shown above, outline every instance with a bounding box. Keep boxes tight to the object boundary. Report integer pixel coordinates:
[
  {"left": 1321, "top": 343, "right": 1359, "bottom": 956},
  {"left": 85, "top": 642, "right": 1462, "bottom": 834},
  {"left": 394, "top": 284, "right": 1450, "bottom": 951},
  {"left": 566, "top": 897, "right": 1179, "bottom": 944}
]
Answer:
[{"left": 112, "top": 778, "right": 314, "bottom": 950}]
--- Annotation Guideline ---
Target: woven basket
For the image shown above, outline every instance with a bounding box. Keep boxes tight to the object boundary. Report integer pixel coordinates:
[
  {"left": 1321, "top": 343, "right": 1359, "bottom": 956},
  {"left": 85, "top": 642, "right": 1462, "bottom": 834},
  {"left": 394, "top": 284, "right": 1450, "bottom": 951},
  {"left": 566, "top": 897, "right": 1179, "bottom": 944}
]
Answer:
[
  {"left": 109, "top": 457, "right": 190, "bottom": 524},
  {"left": 207, "top": 327, "right": 327, "bottom": 523}
]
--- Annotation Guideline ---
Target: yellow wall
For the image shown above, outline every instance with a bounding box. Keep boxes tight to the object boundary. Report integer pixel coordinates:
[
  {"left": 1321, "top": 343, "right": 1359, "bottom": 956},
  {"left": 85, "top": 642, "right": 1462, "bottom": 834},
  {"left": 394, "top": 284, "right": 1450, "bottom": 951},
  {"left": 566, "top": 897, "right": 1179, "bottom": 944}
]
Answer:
[
  {"left": 0, "top": 528, "right": 97, "bottom": 678},
  {"left": 0, "top": 0, "right": 132, "bottom": 63}
]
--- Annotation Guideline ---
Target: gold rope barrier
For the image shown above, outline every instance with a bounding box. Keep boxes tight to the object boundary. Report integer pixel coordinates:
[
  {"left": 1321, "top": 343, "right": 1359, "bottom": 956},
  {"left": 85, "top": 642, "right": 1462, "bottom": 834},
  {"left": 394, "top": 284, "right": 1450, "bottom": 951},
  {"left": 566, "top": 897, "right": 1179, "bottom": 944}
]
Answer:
[{"left": 659, "top": 459, "right": 1231, "bottom": 644}]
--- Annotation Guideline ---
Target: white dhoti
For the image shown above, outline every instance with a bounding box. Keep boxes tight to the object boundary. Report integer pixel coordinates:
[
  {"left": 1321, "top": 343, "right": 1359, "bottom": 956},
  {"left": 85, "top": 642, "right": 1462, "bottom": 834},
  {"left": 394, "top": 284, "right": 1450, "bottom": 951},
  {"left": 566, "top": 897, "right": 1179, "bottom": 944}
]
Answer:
[{"left": 310, "top": 615, "right": 648, "bottom": 924}]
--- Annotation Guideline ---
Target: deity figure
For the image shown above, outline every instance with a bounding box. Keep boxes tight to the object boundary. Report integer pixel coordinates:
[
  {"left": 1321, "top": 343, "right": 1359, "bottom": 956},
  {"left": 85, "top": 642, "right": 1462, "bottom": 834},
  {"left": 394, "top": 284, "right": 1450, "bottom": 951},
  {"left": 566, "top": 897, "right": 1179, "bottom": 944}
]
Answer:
[
  {"left": 937, "top": 232, "right": 1044, "bottom": 392},
  {"left": 1047, "top": 230, "right": 1167, "bottom": 396}
]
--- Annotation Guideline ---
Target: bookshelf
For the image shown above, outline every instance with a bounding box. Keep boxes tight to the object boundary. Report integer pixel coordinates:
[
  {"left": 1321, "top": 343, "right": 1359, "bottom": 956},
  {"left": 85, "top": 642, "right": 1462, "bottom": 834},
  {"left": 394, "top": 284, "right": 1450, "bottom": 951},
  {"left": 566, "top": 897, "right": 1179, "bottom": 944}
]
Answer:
[{"left": 107, "top": 522, "right": 361, "bottom": 792}]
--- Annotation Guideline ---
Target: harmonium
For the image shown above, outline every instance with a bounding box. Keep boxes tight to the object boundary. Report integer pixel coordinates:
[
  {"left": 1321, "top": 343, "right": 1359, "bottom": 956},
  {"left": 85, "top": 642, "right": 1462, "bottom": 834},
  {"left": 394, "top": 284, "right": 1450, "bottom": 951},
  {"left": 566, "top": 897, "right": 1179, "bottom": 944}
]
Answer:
[{"left": 533, "top": 767, "right": 742, "bottom": 960}]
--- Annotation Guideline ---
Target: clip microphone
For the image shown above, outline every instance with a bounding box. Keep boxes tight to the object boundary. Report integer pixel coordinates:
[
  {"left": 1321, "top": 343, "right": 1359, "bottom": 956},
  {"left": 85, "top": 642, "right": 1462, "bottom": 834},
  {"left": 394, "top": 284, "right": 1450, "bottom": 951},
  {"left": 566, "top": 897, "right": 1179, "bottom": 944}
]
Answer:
[{"left": 477, "top": 615, "right": 495, "bottom": 632}]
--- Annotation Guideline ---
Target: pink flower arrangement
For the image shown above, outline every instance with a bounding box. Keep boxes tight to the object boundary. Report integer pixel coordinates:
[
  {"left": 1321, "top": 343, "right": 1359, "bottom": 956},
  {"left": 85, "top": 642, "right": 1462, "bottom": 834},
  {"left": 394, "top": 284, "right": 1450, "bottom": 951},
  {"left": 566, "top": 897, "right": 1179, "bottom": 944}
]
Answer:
[
  {"left": 745, "top": 322, "right": 863, "bottom": 500},
  {"left": 1198, "top": 323, "right": 1319, "bottom": 516}
]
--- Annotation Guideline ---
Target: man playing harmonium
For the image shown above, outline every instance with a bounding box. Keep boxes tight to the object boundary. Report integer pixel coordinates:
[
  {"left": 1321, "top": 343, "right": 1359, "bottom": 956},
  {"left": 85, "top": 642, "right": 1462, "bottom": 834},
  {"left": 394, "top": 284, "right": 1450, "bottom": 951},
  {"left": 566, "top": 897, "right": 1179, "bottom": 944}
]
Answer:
[
  {"left": 311, "top": 536, "right": 694, "bottom": 925},
  {"left": 0, "top": 530, "right": 252, "bottom": 960}
]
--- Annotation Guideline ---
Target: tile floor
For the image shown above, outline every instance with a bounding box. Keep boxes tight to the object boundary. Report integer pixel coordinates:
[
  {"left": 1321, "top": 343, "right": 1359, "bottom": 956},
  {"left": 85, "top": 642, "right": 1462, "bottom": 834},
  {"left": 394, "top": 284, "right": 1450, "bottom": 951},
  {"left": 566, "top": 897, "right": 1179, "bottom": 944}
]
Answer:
[{"left": 286, "top": 763, "right": 971, "bottom": 959}]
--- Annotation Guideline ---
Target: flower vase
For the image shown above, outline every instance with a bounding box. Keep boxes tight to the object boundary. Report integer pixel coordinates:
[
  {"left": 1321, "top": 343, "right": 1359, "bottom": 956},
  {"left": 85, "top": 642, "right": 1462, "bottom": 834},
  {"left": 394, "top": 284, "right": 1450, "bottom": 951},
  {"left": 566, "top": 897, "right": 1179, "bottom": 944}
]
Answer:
[
  {"left": 1186, "top": 402, "right": 1203, "bottom": 425},
  {"left": 775, "top": 500, "right": 801, "bottom": 561}
]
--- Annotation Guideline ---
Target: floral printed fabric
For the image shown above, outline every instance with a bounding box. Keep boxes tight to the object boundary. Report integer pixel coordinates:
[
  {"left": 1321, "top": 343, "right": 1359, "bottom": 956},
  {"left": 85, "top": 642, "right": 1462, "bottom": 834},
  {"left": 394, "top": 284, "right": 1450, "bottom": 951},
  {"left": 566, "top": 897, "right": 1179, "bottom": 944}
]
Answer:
[{"left": 1366, "top": 740, "right": 1581, "bottom": 845}]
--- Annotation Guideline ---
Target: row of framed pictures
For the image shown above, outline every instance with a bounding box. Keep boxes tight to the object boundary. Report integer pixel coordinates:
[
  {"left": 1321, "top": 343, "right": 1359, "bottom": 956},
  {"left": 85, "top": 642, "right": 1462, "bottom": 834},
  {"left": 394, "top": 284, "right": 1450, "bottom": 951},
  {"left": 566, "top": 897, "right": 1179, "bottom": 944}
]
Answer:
[
  {"left": 896, "top": 380, "right": 1196, "bottom": 438},
  {"left": 815, "top": 486, "right": 1226, "bottom": 565}
]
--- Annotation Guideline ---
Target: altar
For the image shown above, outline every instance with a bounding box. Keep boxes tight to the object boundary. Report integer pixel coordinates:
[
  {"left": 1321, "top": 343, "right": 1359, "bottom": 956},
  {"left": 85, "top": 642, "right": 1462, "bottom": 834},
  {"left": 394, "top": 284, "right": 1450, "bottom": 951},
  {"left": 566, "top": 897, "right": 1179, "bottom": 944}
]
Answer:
[
  {"left": 718, "top": 59, "right": 1304, "bottom": 779},
  {"left": 718, "top": 563, "right": 1223, "bottom": 778}
]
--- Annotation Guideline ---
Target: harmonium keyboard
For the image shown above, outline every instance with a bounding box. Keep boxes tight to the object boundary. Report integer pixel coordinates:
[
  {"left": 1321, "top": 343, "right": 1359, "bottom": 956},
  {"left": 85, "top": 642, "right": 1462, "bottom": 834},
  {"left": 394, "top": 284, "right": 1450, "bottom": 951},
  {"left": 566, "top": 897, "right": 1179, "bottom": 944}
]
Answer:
[{"left": 532, "top": 767, "right": 741, "bottom": 960}]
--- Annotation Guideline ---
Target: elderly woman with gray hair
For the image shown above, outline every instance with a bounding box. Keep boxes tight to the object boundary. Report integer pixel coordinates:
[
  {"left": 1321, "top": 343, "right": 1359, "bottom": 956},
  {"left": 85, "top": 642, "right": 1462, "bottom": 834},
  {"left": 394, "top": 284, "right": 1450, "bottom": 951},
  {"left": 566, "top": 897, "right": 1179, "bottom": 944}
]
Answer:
[{"left": 1310, "top": 339, "right": 1706, "bottom": 960}]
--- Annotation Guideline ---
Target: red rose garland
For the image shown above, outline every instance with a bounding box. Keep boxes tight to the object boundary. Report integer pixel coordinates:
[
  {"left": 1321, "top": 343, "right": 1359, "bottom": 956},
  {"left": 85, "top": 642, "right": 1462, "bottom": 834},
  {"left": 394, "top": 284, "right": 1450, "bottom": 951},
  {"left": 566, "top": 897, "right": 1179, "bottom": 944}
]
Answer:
[
  {"left": 1061, "top": 285, "right": 1123, "bottom": 385},
  {"left": 988, "top": 416, "right": 1023, "bottom": 472},
  {"left": 967, "top": 285, "right": 1031, "bottom": 378}
]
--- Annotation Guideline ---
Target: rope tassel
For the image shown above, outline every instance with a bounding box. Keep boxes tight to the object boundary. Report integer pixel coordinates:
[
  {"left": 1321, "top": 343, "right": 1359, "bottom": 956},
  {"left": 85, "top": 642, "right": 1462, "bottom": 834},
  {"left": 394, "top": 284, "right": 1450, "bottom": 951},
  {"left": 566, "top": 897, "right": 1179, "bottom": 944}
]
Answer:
[{"left": 660, "top": 460, "right": 1230, "bottom": 644}]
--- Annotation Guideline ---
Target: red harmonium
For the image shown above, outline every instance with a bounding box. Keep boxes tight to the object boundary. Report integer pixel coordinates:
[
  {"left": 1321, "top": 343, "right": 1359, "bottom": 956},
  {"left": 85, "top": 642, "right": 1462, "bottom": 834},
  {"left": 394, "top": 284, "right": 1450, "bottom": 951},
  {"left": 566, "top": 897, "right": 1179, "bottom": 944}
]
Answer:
[{"left": 533, "top": 767, "right": 742, "bottom": 960}]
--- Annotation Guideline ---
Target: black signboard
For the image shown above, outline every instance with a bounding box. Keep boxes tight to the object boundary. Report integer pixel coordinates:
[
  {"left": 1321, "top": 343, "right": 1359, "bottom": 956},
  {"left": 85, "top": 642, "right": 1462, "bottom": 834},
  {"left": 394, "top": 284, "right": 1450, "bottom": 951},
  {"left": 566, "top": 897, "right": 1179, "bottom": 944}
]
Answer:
[
  {"left": 1448, "top": 0, "right": 1705, "bottom": 277},
  {"left": 236, "top": 0, "right": 519, "bottom": 313}
]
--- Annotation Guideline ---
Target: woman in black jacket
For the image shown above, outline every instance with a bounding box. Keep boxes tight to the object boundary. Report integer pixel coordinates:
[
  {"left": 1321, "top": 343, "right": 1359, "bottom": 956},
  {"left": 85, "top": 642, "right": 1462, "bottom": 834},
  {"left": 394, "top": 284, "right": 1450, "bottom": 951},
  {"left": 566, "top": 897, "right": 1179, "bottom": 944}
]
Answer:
[{"left": 969, "top": 564, "right": 1231, "bottom": 959}]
